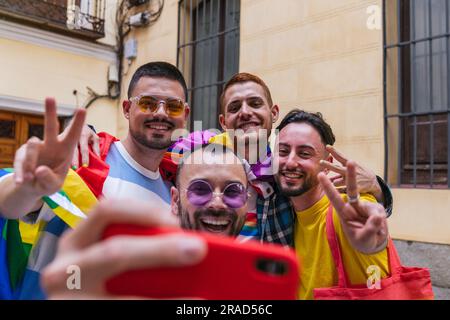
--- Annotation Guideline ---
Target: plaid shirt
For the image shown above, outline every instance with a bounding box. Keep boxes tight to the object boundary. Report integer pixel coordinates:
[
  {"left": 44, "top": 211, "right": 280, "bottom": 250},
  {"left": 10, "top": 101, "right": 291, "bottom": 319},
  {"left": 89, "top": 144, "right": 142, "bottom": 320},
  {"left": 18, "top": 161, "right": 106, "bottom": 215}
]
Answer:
[
  {"left": 255, "top": 176, "right": 393, "bottom": 248},
  {"left": 256, "top": 184, "right": 295, "bottom": 247}
]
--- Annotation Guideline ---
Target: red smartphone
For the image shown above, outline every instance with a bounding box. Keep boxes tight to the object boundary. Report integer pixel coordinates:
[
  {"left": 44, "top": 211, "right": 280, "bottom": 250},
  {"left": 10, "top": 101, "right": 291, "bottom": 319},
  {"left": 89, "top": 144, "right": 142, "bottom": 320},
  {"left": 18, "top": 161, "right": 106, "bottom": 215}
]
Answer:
[{"left": 102, "top": 224, "right": 300, "bottom": 300}]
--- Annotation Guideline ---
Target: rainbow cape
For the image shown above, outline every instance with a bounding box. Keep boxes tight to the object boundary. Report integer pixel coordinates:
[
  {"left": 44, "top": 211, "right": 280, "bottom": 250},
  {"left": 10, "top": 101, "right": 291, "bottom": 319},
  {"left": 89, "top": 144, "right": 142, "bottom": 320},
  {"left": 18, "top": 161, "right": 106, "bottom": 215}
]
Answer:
[{"left": 0, "top": 167, "right": 98, "bottom": 299}]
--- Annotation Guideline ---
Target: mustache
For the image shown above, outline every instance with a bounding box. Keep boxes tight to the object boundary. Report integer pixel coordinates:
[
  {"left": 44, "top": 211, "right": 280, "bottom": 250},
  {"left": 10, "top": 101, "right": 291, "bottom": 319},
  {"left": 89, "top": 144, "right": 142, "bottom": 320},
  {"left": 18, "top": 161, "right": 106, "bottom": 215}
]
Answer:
[
  {"left": 237, "top": 120, "right": 261, "bottom": 126},
  {"left": 144, "top": 118, "right": 175, "bottom": 128},
  {"left": 280, "top": 169, "right": 305, "bottom": 175},
  {"left": 194, "top": 208, "right": 237, "bottom": 221}
]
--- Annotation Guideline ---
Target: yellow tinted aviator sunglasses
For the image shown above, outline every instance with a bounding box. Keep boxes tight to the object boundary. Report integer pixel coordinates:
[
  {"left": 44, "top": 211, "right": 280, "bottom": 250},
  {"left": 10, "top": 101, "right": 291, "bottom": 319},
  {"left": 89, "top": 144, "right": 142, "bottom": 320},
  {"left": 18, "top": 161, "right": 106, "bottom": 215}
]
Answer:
[{"left": 130, "top": 95, "right": 186, "bottom": 117}]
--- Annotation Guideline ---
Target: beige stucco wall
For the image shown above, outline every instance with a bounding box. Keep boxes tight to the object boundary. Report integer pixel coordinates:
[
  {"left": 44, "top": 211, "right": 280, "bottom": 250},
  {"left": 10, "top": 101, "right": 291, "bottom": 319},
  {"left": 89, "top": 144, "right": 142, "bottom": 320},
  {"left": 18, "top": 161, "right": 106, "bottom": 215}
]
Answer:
[
  {"left": 240, "top": 0, "right": 384, "bottom": 172},
  {"left": 389, "top": 189, "right": 450, "bottom": 244},
  {"left": 240, "top": 0, "right": 450, "bottom": 244},
  {"left": 0, "top": 36, "right": 118, "bottom": 135}
]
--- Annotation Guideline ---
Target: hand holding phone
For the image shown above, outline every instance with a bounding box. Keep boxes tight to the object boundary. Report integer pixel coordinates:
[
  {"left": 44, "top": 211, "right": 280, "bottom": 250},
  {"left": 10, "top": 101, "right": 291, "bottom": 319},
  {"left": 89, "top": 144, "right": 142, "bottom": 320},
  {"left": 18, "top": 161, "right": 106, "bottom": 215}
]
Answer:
[
  {"left": 41, "top": 199, "right": 206, "bottom": 299},
  {"left": 103, "top": 224, "right": 300, "bottom": 300}
]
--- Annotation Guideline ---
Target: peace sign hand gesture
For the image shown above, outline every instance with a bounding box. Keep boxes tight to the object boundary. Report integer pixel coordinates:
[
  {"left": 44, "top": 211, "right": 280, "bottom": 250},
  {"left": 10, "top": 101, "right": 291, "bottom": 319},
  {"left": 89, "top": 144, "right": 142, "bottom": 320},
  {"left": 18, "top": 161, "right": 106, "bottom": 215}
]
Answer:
[
  {"left": 13, "top": 98, "right": 86, "bottom": 198},
  {"left": 318, "top": 161, "right": 388, "bottom": 255},
  {"left": 319, "top": 145, "right": 384, "bottom": 203}
]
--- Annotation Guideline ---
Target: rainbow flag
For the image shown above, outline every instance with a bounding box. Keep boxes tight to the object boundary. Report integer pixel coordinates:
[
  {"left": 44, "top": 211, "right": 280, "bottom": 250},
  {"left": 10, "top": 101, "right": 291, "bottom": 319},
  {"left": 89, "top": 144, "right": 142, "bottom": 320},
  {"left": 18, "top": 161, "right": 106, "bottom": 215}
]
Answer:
[
  {"left": 0, "top": 168, "right": 98, "bottom": 299},
  {"left": 42, "top": 169, "right": 97, "bottom": 228},
  {"left": 0, "top": 216, "right": 13, "bottom": 299},
  {"left": 0, "top": 169, "right": 31, "bottom": 298}
]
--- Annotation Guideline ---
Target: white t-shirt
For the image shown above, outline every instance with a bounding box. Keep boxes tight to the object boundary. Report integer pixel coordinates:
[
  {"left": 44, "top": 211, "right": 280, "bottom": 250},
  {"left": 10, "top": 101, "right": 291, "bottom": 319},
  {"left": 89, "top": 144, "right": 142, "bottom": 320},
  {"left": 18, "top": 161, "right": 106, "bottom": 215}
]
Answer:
[{"left": 103, "top": 141, "right": 172, "bottom": 211}]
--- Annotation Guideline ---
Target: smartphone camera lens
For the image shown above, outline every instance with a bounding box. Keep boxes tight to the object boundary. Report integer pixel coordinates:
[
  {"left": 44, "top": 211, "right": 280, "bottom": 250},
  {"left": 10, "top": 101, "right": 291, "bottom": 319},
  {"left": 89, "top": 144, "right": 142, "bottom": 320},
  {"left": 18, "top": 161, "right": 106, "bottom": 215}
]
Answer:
[{"left": 255, "top": 258, "right": 289, "bottom": 276}]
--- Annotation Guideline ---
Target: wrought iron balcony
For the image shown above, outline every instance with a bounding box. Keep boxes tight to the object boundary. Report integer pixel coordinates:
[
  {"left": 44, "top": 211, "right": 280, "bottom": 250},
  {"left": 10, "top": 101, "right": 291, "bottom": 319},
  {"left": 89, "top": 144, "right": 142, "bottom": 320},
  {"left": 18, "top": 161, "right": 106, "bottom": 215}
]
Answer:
[{"left": 0, "top": 0, "right": 106, "bottom": 40}]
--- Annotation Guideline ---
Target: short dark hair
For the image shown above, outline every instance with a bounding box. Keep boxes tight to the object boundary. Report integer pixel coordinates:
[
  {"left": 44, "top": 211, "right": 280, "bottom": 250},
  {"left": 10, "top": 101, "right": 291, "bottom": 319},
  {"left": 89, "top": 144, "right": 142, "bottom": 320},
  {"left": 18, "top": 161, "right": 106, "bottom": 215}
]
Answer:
[
  {"left": 175, "top": 143, "right": 247, "bottom": 188},
  {"left": 277, "top": 109, "right": 336, "bottom": 146},
  {"left": 127, "top": 61, "right": 188, "bottom": 100},
  {"left": 219, "top": 72, "right": 273, "bottom": 114}
]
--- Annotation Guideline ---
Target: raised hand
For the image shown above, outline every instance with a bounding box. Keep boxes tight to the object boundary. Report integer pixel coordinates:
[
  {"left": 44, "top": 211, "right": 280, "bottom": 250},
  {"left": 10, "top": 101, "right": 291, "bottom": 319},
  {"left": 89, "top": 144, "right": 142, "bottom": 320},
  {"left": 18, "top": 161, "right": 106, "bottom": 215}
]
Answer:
[
  {"left": 319, "top": 145, "right": 383, "bottom": 203},
  {"left": 318, "top": 161, "right": 388, "bottom": 255},
  {"left": 70, "top": 124, "right": 100, "bottom": 170},
  {"left": 42, "top": 199, "right": 207, "bottom": 299},
  {"left": 13, "top": 97, "right": 86, "bottom": 198}
]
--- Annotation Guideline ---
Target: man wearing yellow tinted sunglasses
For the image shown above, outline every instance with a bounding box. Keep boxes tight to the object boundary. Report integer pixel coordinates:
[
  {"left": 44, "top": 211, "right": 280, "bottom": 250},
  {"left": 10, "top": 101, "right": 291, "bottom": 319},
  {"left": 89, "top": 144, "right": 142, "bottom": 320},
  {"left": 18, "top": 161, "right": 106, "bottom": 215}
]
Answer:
[
  {"left": 129, "top": 94, "right": 186, "bottom": 118},
  {"left": 0, "top": 62, "right": 191, "bottom": 299},
  {"left": 123, "top": 69, "right": 189, "bottom": 154}
]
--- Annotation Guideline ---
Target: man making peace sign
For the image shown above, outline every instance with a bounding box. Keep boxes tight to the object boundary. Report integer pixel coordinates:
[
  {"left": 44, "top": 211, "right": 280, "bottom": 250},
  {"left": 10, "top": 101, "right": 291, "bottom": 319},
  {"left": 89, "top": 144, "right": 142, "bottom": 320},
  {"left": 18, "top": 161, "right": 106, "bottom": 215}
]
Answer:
[{"left": 272, "top": 110, "right": 390, "bottom": 300}]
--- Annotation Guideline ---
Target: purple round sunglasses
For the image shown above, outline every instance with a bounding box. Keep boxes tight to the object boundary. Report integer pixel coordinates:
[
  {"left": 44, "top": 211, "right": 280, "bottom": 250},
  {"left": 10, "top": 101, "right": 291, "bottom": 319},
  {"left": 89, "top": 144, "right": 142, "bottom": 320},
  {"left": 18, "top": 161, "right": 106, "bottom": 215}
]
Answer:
[{"left": 185, "top": 180, "right": 248, "bottom": 209}]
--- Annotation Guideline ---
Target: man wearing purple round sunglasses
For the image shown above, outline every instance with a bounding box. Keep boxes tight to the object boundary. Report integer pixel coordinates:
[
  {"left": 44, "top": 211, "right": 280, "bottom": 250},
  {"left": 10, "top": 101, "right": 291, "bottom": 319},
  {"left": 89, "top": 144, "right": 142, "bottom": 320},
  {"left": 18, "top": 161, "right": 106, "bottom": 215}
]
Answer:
[{"left": 170, "top": 144, "right": 248, "bottom": 236}]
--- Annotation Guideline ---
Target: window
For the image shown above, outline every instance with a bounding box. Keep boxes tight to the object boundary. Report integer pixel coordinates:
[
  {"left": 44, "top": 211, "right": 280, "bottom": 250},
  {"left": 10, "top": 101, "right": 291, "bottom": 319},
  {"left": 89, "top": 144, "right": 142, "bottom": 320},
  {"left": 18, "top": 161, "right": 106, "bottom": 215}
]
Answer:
[
  {"left": 384, "top": 0, "right": 449, "bottom": 188},
  {"left": 177, "top": 0, "right": 240, "bottom": 129},
  {"left": 0, "top": 0, "right": 105, "bottom": 40}
]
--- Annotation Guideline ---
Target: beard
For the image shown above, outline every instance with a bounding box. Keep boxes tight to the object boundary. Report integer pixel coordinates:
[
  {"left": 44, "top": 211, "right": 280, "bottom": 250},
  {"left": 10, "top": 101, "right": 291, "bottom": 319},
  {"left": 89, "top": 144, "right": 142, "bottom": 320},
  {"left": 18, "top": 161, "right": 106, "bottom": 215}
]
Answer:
[
  {"left": 178, "top": 203, "right": 245, "bottom": 237},
  {"left": 275, "top": 170, "right": 317, "bottom": 197},
  {"left": 129, "top": 119, "right": 175, "bottom": 150}
]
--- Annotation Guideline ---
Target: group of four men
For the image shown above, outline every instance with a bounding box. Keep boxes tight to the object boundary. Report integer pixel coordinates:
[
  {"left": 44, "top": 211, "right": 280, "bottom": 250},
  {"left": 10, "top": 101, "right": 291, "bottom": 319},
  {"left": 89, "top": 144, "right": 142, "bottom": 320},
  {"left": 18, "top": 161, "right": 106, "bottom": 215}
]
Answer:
[{"left": 0, "top": 62, "right": 393, "bottom": 299}]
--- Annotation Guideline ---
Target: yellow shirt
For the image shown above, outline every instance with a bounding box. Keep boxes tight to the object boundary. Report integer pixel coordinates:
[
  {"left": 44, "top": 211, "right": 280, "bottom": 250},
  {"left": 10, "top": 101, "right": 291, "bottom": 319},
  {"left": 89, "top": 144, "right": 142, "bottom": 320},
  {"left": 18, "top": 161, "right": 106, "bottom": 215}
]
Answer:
[{"left": 295, "top": 194, "right": 390, "bottom": 300}]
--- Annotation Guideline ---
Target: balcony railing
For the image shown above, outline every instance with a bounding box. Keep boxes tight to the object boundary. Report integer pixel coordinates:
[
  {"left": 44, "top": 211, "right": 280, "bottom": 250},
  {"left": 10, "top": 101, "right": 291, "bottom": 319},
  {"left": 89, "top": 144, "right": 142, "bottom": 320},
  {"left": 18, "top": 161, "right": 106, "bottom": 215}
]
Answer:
[{"left": 0, "top": 0, "right": 106, "bottom": 40}]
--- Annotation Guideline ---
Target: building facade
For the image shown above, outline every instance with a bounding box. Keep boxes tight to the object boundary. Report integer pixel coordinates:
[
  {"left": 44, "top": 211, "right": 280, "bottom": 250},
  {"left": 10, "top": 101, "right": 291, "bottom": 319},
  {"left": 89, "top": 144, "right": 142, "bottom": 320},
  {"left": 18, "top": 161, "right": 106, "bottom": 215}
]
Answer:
[
  {"left": 0, "top": 0, "right": 119, "bottom": 170},
  {"left": 1, "top": 0, "right": 449, "bottom": 298}
]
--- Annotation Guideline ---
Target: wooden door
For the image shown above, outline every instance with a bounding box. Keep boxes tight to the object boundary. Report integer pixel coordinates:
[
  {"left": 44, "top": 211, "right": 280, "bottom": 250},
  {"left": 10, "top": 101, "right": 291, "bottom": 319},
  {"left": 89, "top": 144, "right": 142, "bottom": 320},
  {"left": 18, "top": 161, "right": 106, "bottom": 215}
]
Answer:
[
  {"left": 0, "top": 112, "right": 21, "bottom": 168},
  {"left": 0, "top": 111, "right": 45, "bottom": 169}
]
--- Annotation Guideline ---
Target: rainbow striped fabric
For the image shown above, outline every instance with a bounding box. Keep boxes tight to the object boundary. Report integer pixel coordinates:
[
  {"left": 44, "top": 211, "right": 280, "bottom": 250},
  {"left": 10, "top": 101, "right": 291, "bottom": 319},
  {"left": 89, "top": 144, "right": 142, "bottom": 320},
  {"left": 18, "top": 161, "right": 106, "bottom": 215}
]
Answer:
[
  {"left": 0, "top": 168, "right": 40, "bottom": 299},
  {"left": 0, "top": 168, "right": 97, "bottom": 299}
]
